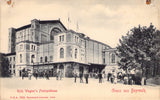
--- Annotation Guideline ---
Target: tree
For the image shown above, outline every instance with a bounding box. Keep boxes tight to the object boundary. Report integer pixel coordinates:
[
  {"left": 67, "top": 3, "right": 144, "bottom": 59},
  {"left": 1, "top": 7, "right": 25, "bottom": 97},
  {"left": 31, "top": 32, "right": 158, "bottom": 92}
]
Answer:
[
  {"left": 151, "top": 30, "right": 160, "bottom": 77},
  {"left": 0, "top": 53, "right": 11, "bottom": 77},
  {"left": 116, "top": 24, "right": 160, "bottom": 78}
]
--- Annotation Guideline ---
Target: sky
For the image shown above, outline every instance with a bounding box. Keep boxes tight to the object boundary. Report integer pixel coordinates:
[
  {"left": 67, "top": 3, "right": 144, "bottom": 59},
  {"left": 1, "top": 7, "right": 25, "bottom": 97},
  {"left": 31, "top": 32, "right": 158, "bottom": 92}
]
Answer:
[{"left": 0, "top": 0, "right": 159, "bottom": 53}]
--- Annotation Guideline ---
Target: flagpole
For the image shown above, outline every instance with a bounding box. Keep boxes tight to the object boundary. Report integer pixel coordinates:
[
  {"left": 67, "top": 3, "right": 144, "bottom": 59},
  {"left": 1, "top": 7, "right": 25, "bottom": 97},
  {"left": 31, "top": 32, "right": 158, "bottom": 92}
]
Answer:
[
  {"left": 76, "top": 21, "right": 79, "bottom": 32},
  {"left": 68, "top": 13, "right": 70, "bottom": 30}
]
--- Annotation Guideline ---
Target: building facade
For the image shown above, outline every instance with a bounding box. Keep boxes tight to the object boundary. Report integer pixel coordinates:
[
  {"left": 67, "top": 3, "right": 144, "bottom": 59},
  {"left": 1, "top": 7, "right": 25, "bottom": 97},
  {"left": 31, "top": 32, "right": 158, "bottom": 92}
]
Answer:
[{"left": 7, "top": 19, "right": 119, "bottom": 77}]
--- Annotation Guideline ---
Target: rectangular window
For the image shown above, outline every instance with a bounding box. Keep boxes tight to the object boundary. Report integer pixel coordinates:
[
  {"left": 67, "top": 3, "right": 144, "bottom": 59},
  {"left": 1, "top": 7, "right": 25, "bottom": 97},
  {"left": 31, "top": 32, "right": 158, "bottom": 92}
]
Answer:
[
  {"left": 103, "top": 58, "right": 105, "bottom": 64},
  {"left": 75, "top": 49, "right": 77, "bottom": 59},
  {"left": 77, "top": 37, "right": 79, "bottom": 42},
  {"left": 10, "top": 57, "right": 12, "bottom": 61},
  {"left": 62, "top": 35, "right": 64, "bottom": 41},
  {"left": 31, "top": 32, "right": 34, "bottom": 41},
  {"left": 26, "top": 54, "right": 30, "bottom": 63},
  {"left": 21, "top": 33, "right": 23, "bottom": 41},
  {"left": 26, "top": 44, "right": 30, "bottom": 50},
  {"left": 13, "top": 70, "right": 15, "bottom": 73},
  {"left": 34, "top": 46, "right": 35, "bottom": 50},
  {"left": 31, "top": 25, "right": 34, "bottom": 28},
  {"left": 59, "top": 36, "right": 61, "bottom": 42},
  {"left": 20, "top": 32, "right": 22, "bottom": 41},
  {"left": 45, "top": 56, "right": 47, "bottom": 62},
  {"left": 13, "top": 64, "right": 15, "bottom": 68},
  {"left": 111, "top": 54, "right": 115, "bottom": 63},
  {"left": 80, "top": 40, "right": 82, "bottom": 45},
  {"left": 24, "top": 32, "right": 26, "bottom": 40},
  {"left": 50, "top": 56, "right": 53, "bottom": 62},
  {"left": 13, "top": 57, "right": 15, "bottom": 61},
  {"left": 37, "top": 47, "right": 39, "bottom": 51},
  {"left": 75, "top": 36, "right": 76, "bottom": 42},
  {"left": 102, "top": 52, "right": 105, "bottom": 64},
  {"left": 20, "top": 54, "right": 22, "bottom": 63},
  {"left": 20, "top": 44, "right": 23, "bottom": 50}
]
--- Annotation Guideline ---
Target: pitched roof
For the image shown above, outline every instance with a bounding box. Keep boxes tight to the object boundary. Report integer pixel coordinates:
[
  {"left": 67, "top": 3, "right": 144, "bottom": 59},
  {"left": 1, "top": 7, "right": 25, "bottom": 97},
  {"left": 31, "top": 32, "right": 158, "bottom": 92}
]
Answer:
[
  {"left": 15, "top": 24, "right": 31, "bottom": 31},
  {"left": 4, "top": 52, "right": 16, "bottom": 56},
  {"left": 15, "top": 19, "right": 67, "bottom": 31}
]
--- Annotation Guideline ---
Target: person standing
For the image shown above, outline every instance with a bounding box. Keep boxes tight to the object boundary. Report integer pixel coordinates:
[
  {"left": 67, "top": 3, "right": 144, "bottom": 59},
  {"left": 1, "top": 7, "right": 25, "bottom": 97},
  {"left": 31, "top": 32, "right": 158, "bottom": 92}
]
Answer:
[
  {"left": 98, "top": 72, "right": 102, "bottom": 83},
  {"left": 124, "top": 75, "right": 128, "bottom": 85},
  {"left": 74, "top": 71, "right": 78, "bottom": 83},
  {"left": 28, "top": 71, "right": 32, "bottom": 80},
  {"left": 22, "top": 71, "right": 24, "bottom": 80},
  {"left": 102, "top": 72, "right": 105, "bottom": 83},
  {"left": 57, "top": 71, "right": 60, "bottom": 80},
  {"left": 107, "top": 72, "right": 111, "bottom": 81},
  {"left": 79, "top": 72, "right": 83, "bottom": 83},
  {"left": 35, "top": 71, "right": 38, "bottom": 80},
  {"left": 111, "top": 70, "right": 116, "bottom": 84},
  {"left": 85, "top": 73, "right": 89, "bottom": 84},
  {"left": 60, "top": 71, "right": 63, "bottom": 80},
  {"left": 113, "top": 72, "right": 117, "bottom": 84},
  {"left": 45, "top": 71, "right": 49, "bottom": 80}
]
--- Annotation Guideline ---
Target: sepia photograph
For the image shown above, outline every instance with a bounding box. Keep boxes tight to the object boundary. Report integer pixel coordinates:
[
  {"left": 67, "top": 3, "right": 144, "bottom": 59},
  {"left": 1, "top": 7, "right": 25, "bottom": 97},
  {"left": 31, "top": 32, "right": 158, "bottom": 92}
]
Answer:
[{"left": 0, "top": 0, "right": 160, "bottom": 100}]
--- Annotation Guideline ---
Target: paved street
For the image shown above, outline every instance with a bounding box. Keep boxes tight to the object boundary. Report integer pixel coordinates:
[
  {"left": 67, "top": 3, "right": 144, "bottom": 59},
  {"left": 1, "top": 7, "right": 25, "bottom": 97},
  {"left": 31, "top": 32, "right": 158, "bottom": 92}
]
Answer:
[{"left": 0, "top": 77, "right": 160, "bottom": 100}]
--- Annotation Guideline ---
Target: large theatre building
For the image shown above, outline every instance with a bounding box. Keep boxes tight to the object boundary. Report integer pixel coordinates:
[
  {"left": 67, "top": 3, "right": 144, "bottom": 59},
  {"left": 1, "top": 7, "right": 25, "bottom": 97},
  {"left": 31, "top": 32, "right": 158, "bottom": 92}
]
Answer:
[{"left": 7, "top": 19, "right": 119, "bottom": 77}]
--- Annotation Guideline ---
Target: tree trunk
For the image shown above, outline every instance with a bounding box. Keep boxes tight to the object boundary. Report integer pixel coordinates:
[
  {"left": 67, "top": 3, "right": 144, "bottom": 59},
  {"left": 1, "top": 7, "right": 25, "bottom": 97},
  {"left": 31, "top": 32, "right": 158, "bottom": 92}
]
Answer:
[{"left": 153, "top": 61, "right": 156, "bottom": 77}]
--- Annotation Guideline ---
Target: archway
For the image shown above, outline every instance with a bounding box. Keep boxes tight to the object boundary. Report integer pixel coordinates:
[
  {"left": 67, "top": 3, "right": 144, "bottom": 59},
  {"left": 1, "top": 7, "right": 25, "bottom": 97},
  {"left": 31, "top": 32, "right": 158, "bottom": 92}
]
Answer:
[
  {"left": 50, "top": 27, "right": 62, "bottom": 41},
  {"left": 59, "top": 64, "right": 64, "bottom": 77},
  {"left": 59, "top": 64, "right": 64, "bottom": 69}
]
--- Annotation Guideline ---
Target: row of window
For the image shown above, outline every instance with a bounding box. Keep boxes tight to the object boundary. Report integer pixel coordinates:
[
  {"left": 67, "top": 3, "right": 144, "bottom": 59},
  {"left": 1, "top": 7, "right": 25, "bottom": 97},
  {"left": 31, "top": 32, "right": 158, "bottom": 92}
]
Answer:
[
  {"left": 111, "top": 54, "right": 115, "bottom": 63},
  {"left": 60, "top": 48, "right": 78, "bottom": 59},
  {"left": 58, "top": 34, "right": 85, "bottom": 46},
  {"left": 16, "top": 28, "right": 37, "bottom": 43},
  {"left": 40, "top": 56, "right": 53, "bottom": 63},
  {"left": 17, "top": 35, "right": 35, "bottom": 42},
  {"left": 31, "top": 45, "right": 36, "bottom": 50},
  {"left": 31, "top": 48, "right": 78, "bottom": 63},
  {"left": 102, "top": 53, "right": 116, "bottom": 64},
  {"left": 19, "top": 54, "right": 35, "bottom": 63},
  {"left": 59, "top": 35, "right": 64, "bottom": 42},
  {"left": 74, "top": 35, "right": 79, "bottom": 43},
  {"left": 9, "top": 70, "right": 15, "bottom": 74},
  {"left": 74, "top": 35, "right": 85, "bottom": 47},
  {"left": 18, "top": 53, "right": 114, "bottom": 64},
  {"left": 9, "top": 57, "right": 15, "bottom": 62},
  {"left": 9, "top": 64, "right": 15, "bottom": 68},
  {"left": 18, "top": 44, "right": 36, "bottom": 51}
]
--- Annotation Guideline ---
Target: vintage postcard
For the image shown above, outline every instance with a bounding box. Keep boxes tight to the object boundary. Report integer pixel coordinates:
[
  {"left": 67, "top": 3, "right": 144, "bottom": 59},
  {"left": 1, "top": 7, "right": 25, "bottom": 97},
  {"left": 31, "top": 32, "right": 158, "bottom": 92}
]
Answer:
[{"left": 0, "top": 0, "right": 160, "bottom": 100}]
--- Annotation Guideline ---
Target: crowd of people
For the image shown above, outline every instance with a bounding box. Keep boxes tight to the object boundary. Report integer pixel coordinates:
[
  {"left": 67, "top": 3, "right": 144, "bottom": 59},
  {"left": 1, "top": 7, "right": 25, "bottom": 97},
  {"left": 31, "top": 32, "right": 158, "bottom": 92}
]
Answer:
[
  {"left": 21, "top": 70, "right": 63, "bottom": 80},
  {"left": 21, "top": 69, "right": 145, "bottom": 85},
  {"left": 74, "top": 71, "right": 106, "bottom": 84},
  {"left": 107, "top": 70, "right": 146, "bottom": 85}
]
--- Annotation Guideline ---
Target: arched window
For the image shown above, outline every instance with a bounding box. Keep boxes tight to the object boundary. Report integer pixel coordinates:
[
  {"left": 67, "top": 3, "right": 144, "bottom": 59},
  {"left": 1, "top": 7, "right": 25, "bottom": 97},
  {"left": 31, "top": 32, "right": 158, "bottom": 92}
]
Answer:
[
  {"left": 40, "top": 57, "right": 43, "bottom": 63},
  {"left": 45, "top": 56, "right": 47, "bottom": 62},
  {"left": 111, "top": 54, "right": 115, "bottom": 63},
  {"left": 50, "top": 28, "right": 62, "bottom": 41},
  {"left": 60, "top": 48, "right": 64, "bottom": 58},
  {"left": 20, "top": 54, "right": 22, "bottom": 63},
  {"left": 75, "top": 49, "right": 77, "bottom": 59},
  {"left": 31, "top": 55, "right": 35, "bottom": 63}
]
